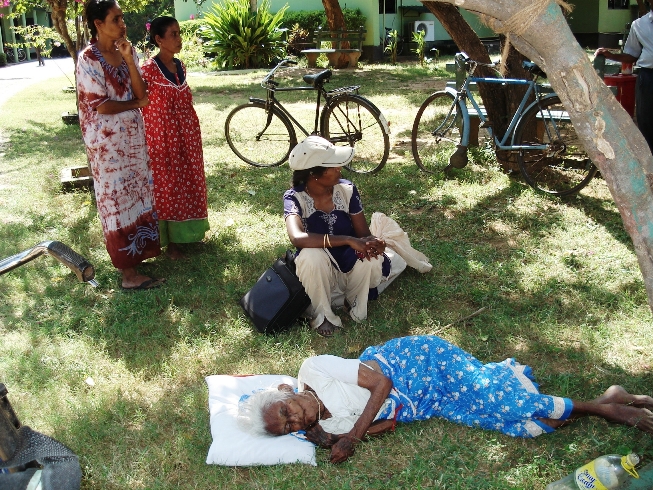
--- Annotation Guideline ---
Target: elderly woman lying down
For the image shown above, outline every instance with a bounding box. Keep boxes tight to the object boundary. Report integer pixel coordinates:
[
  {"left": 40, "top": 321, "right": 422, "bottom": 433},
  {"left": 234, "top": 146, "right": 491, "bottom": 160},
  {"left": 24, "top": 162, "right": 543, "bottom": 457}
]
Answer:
[{"left": 238, "top": 335, "right": 653, "bottom": 464}]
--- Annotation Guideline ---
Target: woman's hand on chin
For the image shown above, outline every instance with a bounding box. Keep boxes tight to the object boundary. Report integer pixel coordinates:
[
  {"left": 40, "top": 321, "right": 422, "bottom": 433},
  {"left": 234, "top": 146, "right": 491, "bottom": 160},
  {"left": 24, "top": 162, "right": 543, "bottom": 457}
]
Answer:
[{"left": 115, "top": 38, "right": 134, "bottom": 62}]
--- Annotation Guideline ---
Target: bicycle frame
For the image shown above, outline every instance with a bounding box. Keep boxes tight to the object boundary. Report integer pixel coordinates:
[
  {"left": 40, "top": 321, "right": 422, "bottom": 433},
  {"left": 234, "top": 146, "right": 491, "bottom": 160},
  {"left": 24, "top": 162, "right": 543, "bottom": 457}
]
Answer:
[
  {"left": 252, "top": 73, "right": 359, "bottom": 142},
  {"left": 461, "top": 78, "right": 539, "bottom": 149},
  {"left": 254, "top": 85, "right": 322, "bottom": 140},
  {"left": 452, "top": 61, "right": 559, "bottom": 152}
]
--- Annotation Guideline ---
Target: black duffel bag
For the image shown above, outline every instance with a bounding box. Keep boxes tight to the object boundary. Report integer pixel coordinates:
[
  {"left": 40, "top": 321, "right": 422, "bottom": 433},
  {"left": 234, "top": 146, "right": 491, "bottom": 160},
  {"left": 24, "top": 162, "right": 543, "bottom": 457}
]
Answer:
[{"left": 239, "top": 251, "right": 311, "bottom": 334}]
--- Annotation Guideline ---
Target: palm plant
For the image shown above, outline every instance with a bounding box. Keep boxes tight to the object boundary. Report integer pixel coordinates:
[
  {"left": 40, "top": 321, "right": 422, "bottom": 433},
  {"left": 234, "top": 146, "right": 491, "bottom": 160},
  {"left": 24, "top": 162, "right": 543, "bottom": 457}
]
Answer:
[
  {"left": 202, "top": 0, "right": 288, "bottom": 69},
  {"left": 384, "top": 29, "right": 400, "bottom": 65},
  {"left": 412, "top": 30, "right": 426, "bottom": 67}
]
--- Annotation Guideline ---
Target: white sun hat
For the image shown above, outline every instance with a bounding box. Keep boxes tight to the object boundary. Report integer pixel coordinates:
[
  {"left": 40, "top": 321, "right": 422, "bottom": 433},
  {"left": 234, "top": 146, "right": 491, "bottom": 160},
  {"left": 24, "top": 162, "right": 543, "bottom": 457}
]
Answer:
[{"left": 288, "top": 135, "right": 355, "bottom": 171}]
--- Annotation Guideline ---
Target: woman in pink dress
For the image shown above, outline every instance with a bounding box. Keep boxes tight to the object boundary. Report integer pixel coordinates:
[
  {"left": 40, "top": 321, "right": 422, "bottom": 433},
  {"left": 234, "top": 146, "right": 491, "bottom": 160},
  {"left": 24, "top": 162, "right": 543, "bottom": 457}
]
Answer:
[
  {"left": 141, "top": 16, "right": 209, "bottom": 260},
  {"left": 76, "top": 0, "right": 163, "bottom": 290}
]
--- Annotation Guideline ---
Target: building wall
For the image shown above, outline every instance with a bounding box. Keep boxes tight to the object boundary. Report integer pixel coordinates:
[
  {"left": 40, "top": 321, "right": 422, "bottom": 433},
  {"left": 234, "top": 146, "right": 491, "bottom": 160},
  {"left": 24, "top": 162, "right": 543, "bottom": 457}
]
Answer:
[
  {"left": 1, "top": 7, "right": 51, "bottom": 56},
  {"left": 566, "top": 0, "right": 639, "bottom": 48},
  {"left": 174, "top": 0, "right": 495, "bottom": 48},
  {"left": 567, "top": 0, "right": 636, "bottom": 34}
]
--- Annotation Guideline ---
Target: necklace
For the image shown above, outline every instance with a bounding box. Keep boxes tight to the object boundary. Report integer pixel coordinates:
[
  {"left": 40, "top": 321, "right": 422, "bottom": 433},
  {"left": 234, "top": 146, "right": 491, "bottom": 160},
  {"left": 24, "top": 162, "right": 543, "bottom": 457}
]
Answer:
[{"left": 305, "top": 390, "right": 321, "bottom": 421}]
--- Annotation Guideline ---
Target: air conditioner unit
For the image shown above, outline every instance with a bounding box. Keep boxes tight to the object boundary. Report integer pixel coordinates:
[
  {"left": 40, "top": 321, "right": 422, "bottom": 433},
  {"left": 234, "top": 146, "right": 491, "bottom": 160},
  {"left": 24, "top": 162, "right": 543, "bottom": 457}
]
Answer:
[{"left": 414, "top": 20, "right": 435, "bottom": 42}]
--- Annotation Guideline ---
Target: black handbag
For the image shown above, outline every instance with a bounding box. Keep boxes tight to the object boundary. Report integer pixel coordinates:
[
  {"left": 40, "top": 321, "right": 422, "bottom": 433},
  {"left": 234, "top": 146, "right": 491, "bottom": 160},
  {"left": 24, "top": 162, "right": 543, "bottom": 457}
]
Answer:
[{"left": 239, "top": 251, "right": 311, "bottom": 334}]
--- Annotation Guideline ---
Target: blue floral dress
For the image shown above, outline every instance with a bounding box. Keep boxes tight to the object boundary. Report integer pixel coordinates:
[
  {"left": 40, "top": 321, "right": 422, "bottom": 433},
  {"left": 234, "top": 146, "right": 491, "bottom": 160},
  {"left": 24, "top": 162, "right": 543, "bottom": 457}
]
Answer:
[{"left": 360, "top": 336, "right": 573, "bottom": 438}]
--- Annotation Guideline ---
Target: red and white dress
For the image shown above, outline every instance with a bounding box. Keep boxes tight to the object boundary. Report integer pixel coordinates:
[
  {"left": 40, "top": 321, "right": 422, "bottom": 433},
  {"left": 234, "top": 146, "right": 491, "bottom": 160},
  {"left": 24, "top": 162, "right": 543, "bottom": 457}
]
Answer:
[
  {"left": 141, "top": 56, "right": 209, "bottom": 245},
  {"left": 76, "top": 42, "right": 161, "bottom": 269}
]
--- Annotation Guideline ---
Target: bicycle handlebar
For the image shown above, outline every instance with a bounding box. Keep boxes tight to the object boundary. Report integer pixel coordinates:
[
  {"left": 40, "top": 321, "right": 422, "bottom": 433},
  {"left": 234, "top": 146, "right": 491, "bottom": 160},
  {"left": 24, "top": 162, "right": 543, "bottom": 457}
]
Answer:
[
  {"left": 0, "top": 241, "right": 97, "bottom": 286},
  {"left": 261, "top": 58, "right": 298, "bottom": 88},
  {"left": 455, "top": 52, "right": 500, "bottom": 74}
]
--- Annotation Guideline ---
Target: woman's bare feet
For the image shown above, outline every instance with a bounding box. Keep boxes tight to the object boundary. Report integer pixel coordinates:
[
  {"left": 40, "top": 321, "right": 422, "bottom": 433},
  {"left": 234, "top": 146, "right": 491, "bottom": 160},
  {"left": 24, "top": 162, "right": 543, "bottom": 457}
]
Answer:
[
  {"left": 120, "top": 268, "right": 165, "bottom": 290},
  {"left": 593, "top": 385, "right": 653, "bottom": 410},
  {"left": 166, "top": 243, "right": 186, "bottom": 260},
  {"left": 597, "top": 404, "right": 653, "bottom": 434},
  {"left": 538, "top": 386, "right": 653, "bottom": 433}
]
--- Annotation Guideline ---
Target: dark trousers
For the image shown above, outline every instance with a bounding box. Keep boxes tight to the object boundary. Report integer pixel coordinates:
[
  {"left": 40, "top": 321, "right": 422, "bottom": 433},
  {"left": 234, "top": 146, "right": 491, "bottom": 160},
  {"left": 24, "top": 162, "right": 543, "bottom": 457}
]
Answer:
[{"left": 636, "top": 68, "right": 653, "bottom": 153}]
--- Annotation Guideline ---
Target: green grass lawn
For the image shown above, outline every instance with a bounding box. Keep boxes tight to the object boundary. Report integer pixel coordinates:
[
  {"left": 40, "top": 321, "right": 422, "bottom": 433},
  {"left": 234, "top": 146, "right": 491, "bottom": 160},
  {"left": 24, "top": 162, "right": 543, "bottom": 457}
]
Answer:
[{"left": 0, "top": 59, "right": 652, "bottom": 489}]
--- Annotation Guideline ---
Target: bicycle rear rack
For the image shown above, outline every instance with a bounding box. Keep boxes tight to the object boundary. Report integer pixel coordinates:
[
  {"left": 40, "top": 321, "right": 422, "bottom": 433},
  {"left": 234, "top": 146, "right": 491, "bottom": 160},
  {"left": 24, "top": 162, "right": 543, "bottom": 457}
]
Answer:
[{"left": 327, "top": 85, "right": 360, "bottom": 96}]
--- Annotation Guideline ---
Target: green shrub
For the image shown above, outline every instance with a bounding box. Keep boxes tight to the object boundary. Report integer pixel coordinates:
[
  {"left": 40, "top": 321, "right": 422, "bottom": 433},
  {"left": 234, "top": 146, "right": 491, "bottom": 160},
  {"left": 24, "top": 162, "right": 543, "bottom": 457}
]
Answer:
[
  {"left": 179, "top": 19, "right": 210, "bottom": 69},
  {"left": 412, "top": 30, "right": 426, "bottom": 66},
  {"left": 0, "top": 52, "right": 6, "bottom": 67},
  {"left": 281, "top": 8, "right": 366, "bottom": 33},
  {"left": 202, "top": 0, "right": 287, "bottom": 69},
  {"left": 286, "top": 23, "right": 311, "bottom": 56},
  {"left": 385, "top": 29, "right": 400, "bottom": 65},
  {"left": 179, "top": 18, "right": 204, "bottom": 39}
]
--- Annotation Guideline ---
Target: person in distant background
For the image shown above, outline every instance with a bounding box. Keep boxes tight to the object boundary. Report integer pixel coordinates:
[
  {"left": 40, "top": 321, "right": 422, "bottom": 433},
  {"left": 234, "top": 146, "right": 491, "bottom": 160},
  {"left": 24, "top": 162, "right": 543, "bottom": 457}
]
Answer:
[
  {"left": 595, "top": 7, "right": 653, "bottom": 152},
  {"left": 34, "top": 28, "right": 45, "bottom": 66},
  {"left": 141, "top": 16, "right": 209, "bottom": 260}
]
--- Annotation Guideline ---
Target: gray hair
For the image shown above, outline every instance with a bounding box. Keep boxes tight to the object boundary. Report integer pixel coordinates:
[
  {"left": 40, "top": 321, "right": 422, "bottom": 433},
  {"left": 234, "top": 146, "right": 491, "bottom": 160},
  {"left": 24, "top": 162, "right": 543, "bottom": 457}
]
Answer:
[{"left": 237, "top": 387, "right": 292, "bottom": 436}]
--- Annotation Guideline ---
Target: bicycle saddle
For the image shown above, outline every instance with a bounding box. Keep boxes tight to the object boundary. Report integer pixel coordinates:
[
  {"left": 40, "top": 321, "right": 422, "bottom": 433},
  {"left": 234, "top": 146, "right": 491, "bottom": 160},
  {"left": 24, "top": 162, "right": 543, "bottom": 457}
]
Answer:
[
  {"left": 522, "top": 61, "right": 547, "bottom": 79},
  {"left": 303, "top": 70, "right": 332, "bottom": 87}
]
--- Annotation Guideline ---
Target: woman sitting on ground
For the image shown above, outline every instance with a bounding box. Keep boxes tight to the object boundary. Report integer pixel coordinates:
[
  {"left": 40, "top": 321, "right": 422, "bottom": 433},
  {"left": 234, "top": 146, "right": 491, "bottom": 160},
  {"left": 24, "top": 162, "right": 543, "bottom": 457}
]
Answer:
[
  {"left": 284, "top": 136, "right": 393, "bottom": 337},
  {"left": 238, "top": 335, "right": 653, "bottom": 464}
]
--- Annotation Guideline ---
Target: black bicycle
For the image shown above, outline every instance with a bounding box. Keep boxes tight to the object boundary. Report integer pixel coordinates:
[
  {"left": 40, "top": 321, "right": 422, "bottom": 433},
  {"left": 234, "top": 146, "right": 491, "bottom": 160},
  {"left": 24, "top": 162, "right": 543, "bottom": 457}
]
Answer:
[
  {"left": 225, "top": 59, "right": 390, "bottom": 174},
  {"left": 4, "top": 47, "right": 27, "bottom": 63}
]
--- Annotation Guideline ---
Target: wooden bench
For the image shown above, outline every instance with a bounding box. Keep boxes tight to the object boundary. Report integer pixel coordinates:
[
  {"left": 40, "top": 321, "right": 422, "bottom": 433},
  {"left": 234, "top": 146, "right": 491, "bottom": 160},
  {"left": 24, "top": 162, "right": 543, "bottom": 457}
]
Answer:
[{"left": 301, "top": 27, "right": 366, "bottom": 68}]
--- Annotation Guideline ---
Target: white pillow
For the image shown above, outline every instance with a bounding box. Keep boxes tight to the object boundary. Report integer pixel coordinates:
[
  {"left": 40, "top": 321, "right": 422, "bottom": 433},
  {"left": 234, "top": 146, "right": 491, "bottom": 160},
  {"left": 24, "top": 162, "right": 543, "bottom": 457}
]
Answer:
[{"left": 205, "top": 374, "right": 316, "bottom": 466}]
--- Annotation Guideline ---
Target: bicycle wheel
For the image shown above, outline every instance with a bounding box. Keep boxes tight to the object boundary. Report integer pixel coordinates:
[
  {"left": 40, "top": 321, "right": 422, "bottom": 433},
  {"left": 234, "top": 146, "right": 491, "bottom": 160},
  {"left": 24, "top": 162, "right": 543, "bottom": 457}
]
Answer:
[
  {"left": 412, "top": 91, "right": 462, "bottom": 173},
  {"left": 321, "top": 95, "right": 389, "bottom": 174},
  {"left": 225, "top": 101, "right": 295, "bottom": 167},
  {"left": 17, "top": 49, "right": 26, "bottom": 62},
  {"left": 514, "top": 95, "right": 596, "bottom": 196}
]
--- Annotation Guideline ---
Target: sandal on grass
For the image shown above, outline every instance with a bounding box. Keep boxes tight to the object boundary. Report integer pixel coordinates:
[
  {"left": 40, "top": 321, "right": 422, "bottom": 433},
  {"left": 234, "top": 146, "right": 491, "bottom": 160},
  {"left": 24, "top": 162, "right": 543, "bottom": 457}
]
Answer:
[
  {"left": 121, "top": 277, "right": 165, "bottom": 291},
  {"left": 316, "top": 319, "right": 338, "bottom": 338}
]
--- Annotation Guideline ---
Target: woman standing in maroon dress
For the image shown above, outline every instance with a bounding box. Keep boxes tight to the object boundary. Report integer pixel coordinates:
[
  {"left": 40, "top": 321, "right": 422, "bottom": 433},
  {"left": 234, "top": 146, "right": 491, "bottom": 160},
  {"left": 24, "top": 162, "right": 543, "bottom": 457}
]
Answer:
[
  {"left": 141, "top": 16, "right": 210, "bottom": 260},
  {"left": 77, "top": 0, "right": 163, "bottom": 290}
]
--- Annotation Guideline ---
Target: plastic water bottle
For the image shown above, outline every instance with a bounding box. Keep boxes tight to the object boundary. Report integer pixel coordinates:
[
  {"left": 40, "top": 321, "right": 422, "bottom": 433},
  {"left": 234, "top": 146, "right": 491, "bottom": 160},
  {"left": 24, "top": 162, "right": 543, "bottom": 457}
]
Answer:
[{"left": 545, "top": 453, "right": 640, "bottom": 489}]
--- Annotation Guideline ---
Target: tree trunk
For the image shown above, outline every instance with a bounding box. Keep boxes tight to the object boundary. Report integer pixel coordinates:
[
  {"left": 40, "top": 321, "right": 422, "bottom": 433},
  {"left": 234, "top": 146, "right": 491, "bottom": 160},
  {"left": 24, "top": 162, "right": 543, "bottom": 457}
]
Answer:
[
  {"left": 427, "top": 0, "right": 653, "bottom": 313},
  {"left": 321, "top": 0, "right": 350, "bottom": 69},
  {"left": 47, "top": 0, "right": 78, "bottom": 66},
  {"left": 422, "top": 2, "right": 529, "bottom": 171}
]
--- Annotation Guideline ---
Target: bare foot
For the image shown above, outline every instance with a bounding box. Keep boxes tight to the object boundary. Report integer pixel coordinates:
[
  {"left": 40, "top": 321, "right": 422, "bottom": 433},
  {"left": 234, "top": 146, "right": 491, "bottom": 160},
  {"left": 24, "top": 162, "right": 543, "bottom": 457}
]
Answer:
[
  {"left": 121, "top": 274, "right": 164, "bottom": 289},
  {"left": 121, "top": 267, "right": 165, "bottom": 290},
  {"left": 599, "top": 404, "right": 653, "bottom": 435},
  {"left": 316, "top": 319, "right": 338, "bottom": 337},
  {"left": 594, "top": 385, "right": 653, "bottom": 410},
  {"left": 166, "top": 243, "right": 186, "bottom": 261}
]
